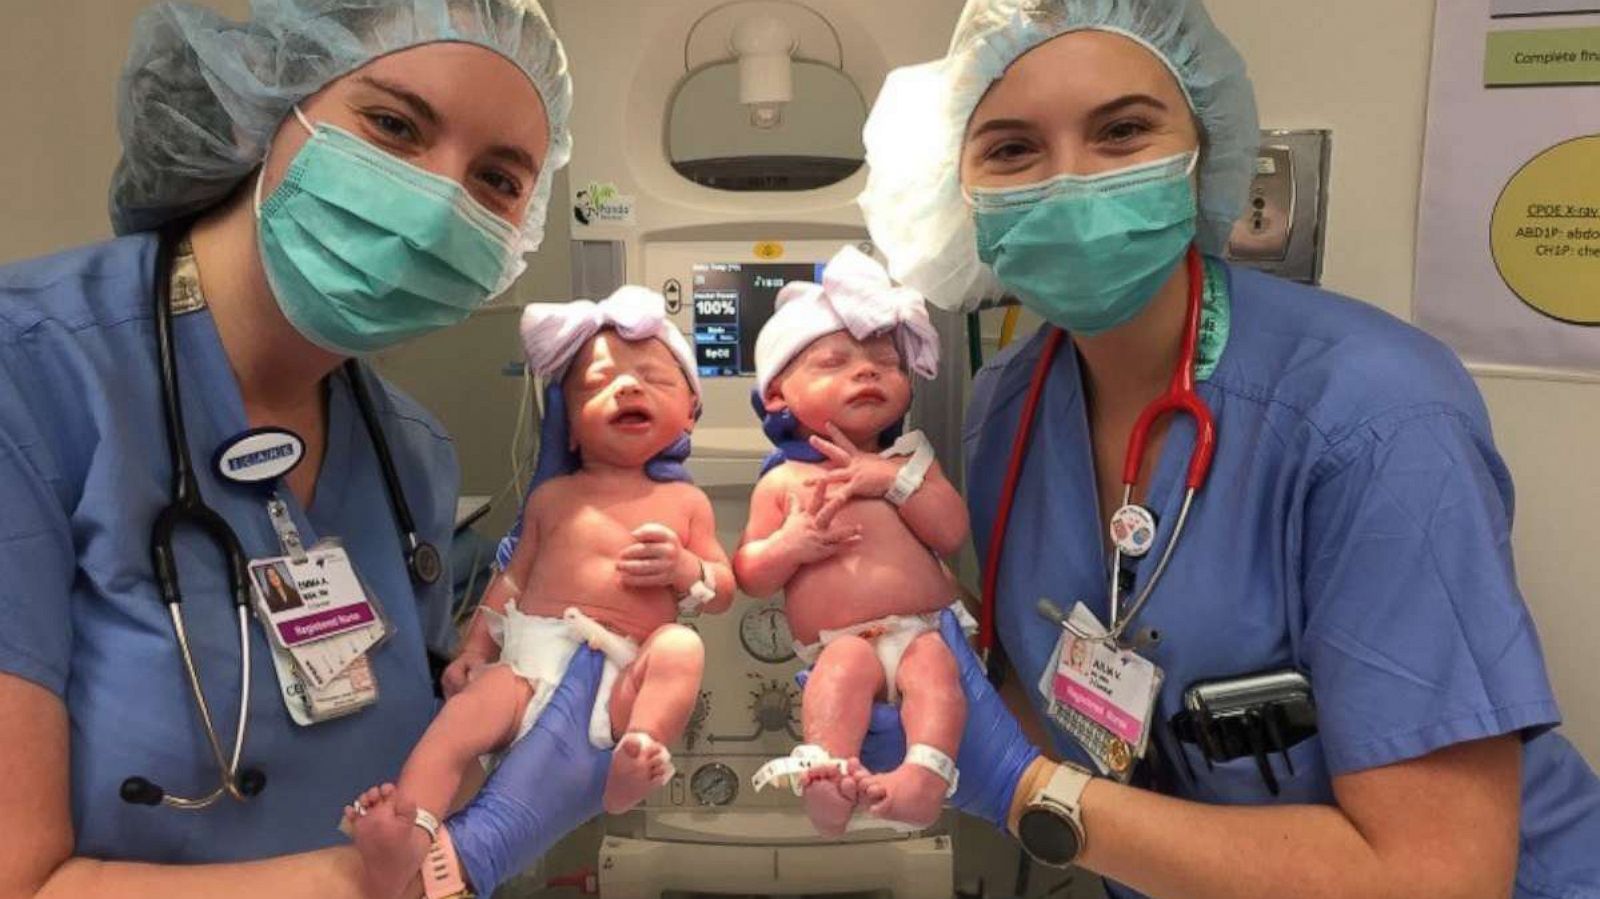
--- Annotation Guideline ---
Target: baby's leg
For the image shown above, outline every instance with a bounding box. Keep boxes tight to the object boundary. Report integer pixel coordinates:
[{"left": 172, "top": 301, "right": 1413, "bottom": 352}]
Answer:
[
  {"left": 860, "top": 632, "right": 965, "bottom": 828},
  {"left": 346, "top": 666, "right": 532, "bottom": 899},
  {"left": 800, "top": 635, "right": 885, "bottom": 837},
  {"left": 604, "top": 624, "right": 704, "bottom": 813}
]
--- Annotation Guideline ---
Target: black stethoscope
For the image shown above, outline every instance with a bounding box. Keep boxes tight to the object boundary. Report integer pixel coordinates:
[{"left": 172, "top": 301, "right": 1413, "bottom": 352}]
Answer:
[{"left": 120, "top": 228, "right": 443, "bottom": 810}]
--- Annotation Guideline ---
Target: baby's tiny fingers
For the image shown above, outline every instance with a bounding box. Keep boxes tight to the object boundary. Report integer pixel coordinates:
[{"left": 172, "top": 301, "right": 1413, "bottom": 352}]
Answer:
[{"left": 631, "top": 523, "right": 678, "bottom": 544}]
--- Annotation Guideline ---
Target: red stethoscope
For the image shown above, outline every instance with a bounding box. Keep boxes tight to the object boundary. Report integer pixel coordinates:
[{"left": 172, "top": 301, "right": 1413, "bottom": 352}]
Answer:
[{"left": 979, "top": 246, "right": 1218, "bottom": 658}]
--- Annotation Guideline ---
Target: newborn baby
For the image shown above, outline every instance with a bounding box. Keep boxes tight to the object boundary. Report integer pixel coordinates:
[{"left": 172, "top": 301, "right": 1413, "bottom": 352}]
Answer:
[
  {"left": 737, "top": 247, "right": 970, "bottom": 835},
  {"left": 346, "top": 286, "right": 733, "bottom": 898}
]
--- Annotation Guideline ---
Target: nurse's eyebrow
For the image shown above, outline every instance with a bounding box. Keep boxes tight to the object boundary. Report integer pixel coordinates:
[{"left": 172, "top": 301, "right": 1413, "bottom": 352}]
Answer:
[
  {"left": 354, "top": 75, "right": 442, "bottom": 127},
  {"left": 967, "top": 117, "right": 1033, "bottom": 141},
  {"left": 1090, "top": 94, "right": 1169, "bottom": 118}
]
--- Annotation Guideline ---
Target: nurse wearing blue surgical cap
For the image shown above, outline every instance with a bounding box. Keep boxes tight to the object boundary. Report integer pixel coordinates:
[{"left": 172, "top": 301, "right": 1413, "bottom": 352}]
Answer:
[
  {"left": 854, "top": 1, "right": 1600, "bottom": 896},
  {"left": 0, "top": 2, "right": 608, "bottom": 897}
]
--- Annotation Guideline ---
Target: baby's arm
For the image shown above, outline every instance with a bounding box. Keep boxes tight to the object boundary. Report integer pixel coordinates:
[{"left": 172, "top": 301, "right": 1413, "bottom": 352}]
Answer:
[
  {"left": 444, "top": 488, "right": 546, "bottom": 694},
  {"left": 679, "top": 490, "right": 736, "bottom": 614},
  {"left": 808, "top": 425, "right": 969, "bottom": 558},
  {"left": 887, "top": 456, "right": 969, "bottom": 558},
  {"left": 733, "top": 474, "right": 862, "bottom": 598}
]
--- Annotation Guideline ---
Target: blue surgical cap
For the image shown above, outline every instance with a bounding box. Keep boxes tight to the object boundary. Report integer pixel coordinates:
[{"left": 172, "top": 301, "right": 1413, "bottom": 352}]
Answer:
[
  {"left": 109, "top": 0, "right": 573, "bottom": 255},
  {"left": 859, "top": 0, "right": 1259, "bottom": 311}
]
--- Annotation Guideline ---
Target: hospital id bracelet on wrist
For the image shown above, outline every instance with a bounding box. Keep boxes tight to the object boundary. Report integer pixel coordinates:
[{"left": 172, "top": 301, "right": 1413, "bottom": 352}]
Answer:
[
  {"left": 675, "top": 558, "right": 716, "bottom": 614},
  {"left": 882, "top": 431, "right": 934, "bottom": 507},
  {"left": 420, "top": 825, "right": 474, "bottom": 899}
]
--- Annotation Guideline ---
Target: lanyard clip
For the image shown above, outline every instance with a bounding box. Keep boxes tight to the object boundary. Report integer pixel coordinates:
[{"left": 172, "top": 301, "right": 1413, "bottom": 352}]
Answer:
[{"left": 267, "top": 496, "right": 308, "bottom": 564}]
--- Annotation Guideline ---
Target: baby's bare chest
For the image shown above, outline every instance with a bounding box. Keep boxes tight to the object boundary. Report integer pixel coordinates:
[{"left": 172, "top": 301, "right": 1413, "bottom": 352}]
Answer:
[{"left": 537, "top": 492, "right": 693, "bottom": 551}]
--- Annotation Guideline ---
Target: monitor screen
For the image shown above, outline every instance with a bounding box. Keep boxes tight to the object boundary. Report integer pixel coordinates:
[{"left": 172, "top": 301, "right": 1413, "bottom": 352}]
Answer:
[{"left": 691, "top": 262, "right": 825, "bottom": 377}]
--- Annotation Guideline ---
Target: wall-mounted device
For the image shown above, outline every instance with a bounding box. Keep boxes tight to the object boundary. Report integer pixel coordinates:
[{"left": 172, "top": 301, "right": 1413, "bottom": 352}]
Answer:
[{"left": 1225, "top": 129, "right": 1331, "bottom": 285}]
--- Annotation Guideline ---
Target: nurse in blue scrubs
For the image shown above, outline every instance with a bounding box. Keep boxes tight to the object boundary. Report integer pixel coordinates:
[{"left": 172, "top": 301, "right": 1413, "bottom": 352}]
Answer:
[
  {"left": 0, "top": 2, "right": 605, "bottom": 897},
  {"left": 854, "top": 1, "right": 1600, "bottom": 896}
]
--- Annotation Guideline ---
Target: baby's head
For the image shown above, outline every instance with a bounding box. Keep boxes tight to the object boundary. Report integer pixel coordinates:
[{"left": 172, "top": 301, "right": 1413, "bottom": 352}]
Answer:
[
  {"left": 562, "top": 328, "right": 697, "bottom": 468},
  {"left": 521, "top": 286, "right": 701, "bottom": 474},
  {"left": 755, "top": 246, "right": 939, "bottom": 451}
]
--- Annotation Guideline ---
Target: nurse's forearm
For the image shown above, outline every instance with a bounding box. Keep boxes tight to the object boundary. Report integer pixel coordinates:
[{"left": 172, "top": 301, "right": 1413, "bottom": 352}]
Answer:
[
  {"left": 1065, "top": 735, "right": 1519, "bottom": 899},
  {"left": 1071, "top": 779, "right": 1389, "bottom": 899},
  {"left": 32, "top": 846, "right": 410, "bottom": 899}
]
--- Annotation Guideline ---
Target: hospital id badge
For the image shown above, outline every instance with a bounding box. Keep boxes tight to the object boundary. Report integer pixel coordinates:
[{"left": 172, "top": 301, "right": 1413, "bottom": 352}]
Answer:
[
  {"left": 266, "top": 637, "right": 379, "bottom": 725},
  {"left": 1039, "top": 603, "right": 1164, "bottom": 781},
  {"left": 249, "top": 544, "right": 385, "bottom": 688}
]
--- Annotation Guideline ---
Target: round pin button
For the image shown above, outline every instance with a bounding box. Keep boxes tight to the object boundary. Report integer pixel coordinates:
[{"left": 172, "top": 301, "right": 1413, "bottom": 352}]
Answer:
[
  {"left": 1106, "top": 738, "right": 1133, "bottom": 774},
  {"left": 1109, "top": 504, "right": 1158, "bottom": 558}
]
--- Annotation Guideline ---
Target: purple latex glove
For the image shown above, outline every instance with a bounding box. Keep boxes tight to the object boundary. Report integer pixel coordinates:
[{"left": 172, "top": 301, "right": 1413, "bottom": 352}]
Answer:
[
  {"left": 794, "top": 608, "right": 1040, "bottom": 829},
  {"left": 445, "top": 647, "right": 610, "bottom": 894}
]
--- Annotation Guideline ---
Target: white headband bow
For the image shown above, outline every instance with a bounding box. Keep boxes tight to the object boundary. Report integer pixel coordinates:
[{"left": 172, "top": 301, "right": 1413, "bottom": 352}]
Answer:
[
  {"left": 520, "top": 285, "right": 702, "bottom": 397},
  {"left": 755, "top": 246, "right": 941, "bottom": 396}
]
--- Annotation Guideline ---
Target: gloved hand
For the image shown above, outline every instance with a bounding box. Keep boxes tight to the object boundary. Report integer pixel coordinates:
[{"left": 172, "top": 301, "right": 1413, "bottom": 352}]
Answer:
[
  {"left": 446, "top": 647, "right": 610, "bottom": 894},
  {"left": 794, "top": 608, "right": 1039, "bottom": 829}
]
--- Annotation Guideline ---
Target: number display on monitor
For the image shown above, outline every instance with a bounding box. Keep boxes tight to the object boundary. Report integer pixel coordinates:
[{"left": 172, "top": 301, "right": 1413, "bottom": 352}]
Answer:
[{"left": 691, "top": 262, "right": 824, "bottom": 377}]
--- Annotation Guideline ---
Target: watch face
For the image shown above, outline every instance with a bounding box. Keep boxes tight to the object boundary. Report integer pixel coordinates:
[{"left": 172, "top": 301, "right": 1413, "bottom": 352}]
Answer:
[{"left": 1018, "top": 808, "right": 1083, "bottom": 868}]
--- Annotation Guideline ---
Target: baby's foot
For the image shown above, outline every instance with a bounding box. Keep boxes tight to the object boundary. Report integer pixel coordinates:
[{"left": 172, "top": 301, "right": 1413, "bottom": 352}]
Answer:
[
  {"left": 344, "top": 783, "right": 432, "bottom": 899},
  {"left": 604, "top": 732, "right": 674, "bottom": 813},
  {"left": 858, "top": 763, "right": 947, "bottom": 829},
  {"left": 801, "top": 757, "right": 865, "bottom": 837}
]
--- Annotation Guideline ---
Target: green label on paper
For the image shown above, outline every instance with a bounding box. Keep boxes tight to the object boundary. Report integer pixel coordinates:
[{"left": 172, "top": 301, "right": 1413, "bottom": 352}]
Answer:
[{"left": 1485, "top": 27, "right": 1600, "bottom": 85}]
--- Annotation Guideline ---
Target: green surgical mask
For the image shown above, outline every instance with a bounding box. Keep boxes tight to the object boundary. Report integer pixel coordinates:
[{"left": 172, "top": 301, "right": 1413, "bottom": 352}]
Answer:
[
  {"left": 255, "top": 107, "right": 524, "bottom": 355},
  {"left": 972, "top": 151, "right": 1199, "bottom": 336}
]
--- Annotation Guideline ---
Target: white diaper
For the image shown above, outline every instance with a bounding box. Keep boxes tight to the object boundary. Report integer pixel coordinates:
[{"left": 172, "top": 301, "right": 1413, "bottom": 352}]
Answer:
[
  {"left": 485, "top": 606, "right": 640, "bottom": 751},
  {"left": 793, "top": 600, "right": 975, "bottom": 703}
]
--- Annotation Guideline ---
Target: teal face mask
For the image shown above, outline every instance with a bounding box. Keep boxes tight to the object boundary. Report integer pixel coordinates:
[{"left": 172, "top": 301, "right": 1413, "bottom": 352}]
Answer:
[
  {"left": 972, "top": 151, "right": 1199, "bottom": 336},
  {"left": 255, "top": 108, "right": 524, "bottom": 355}
]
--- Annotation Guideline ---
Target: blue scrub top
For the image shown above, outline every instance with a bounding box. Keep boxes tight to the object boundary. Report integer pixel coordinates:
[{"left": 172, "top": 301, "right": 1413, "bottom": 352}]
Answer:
[
  {"left": 965, "top": 262, "right": 1600, "bottom": 898},
  {"left": 0, "top": 234, "right": 459, "bottom": 863}
]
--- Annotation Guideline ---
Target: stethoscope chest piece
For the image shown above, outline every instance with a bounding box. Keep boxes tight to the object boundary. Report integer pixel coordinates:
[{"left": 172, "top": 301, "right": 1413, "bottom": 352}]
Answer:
[{"left": 408, "top": 540, "right": 443, "bottom": 587}]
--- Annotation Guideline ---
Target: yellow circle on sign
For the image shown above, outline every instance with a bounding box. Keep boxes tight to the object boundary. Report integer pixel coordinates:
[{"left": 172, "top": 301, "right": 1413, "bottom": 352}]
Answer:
[
  {"left": 1490, "top": 135, "right": 1600, "bottom": 326},
  {"left": 753, "top": 241, "right": 785, "bottom": 260}
]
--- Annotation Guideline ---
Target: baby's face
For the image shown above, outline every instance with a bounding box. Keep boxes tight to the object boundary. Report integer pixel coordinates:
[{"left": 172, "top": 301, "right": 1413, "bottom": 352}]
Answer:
[
  {"left": 767, "top": 331, "right": 911, "bottom": 445},
  {"left": 564, "top": 331, "right": 696, "bottom": 468}
]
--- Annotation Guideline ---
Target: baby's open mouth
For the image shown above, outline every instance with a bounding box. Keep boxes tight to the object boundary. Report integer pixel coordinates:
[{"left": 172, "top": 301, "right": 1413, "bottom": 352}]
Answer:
[
  {"left": 847, "top": 387, "right": 888, "bottom": 406},
  {"left": 609, "top": 408, "right": 655, "bottom": 428}
]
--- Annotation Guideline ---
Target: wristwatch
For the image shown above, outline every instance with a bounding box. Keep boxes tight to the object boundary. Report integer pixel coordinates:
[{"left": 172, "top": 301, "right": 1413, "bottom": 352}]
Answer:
[{"left": 1015, "top": 762, "right": 1093, "bottom": 868}]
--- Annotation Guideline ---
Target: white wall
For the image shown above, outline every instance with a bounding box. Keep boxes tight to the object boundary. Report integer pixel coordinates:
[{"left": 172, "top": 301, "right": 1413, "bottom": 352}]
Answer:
[{"left": 0, "top": 0, "right": 247, "bottom": 262}]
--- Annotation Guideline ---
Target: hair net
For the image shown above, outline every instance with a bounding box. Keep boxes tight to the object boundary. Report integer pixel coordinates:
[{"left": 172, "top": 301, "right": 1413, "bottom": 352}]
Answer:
[
  {"left": 110, "top": 0, "right": 573, "bottom": 256},
  {"left": 858, "top": 0, "right": 1258, "bottom": 311}
]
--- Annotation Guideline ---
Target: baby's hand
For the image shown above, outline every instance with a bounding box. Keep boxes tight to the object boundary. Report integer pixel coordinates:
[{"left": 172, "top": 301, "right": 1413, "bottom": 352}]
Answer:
[
  {"left": 618, "top": 523, "right": 700, "bottom": 590},
  {"left": 776, "top": 481, "right": 865, "bottom": 565},
  {"left": 442, "top": 649, "right": 493, "bottom": 698},
  {"left": 806, "top": 423, "right": 904, "bottom": 520}
]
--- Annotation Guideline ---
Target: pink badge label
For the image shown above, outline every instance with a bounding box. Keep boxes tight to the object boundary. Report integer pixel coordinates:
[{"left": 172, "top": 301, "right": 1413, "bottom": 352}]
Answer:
[
  {"left": 275, "top": 603, "right": 376, "bottom": 646},
  {"left": 1054, "top": 675, "right": 1144, "bottom": 744}
]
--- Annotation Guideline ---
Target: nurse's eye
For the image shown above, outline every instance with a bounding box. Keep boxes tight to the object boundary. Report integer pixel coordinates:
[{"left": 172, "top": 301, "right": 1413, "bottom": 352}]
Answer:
[
  {"left": 478, "top": 168, "right": 524, "bottom": 200},
  {"left": 365, "top": 110, "right": 419, "bottom": 145},
  {"left": 1099, "top": 117, "right": 1153, "bottom": 147},
  {"left": 983, "top": 140, "right": 1036, "bottom": 164}
]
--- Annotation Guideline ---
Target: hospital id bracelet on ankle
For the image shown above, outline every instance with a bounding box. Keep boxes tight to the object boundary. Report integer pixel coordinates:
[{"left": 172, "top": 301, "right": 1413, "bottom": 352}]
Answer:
[
  {"left": 904, "top": 743, "right": 960, "bottom": 797},
  {"left": 421, "top": 825, "right": 474, "bottom": 899},
  {"left": 675, "top": 558, "right": 716, "bottom": 614},
  {"left": 882, "top": 431, "right": 934, "bottom": 507}
]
